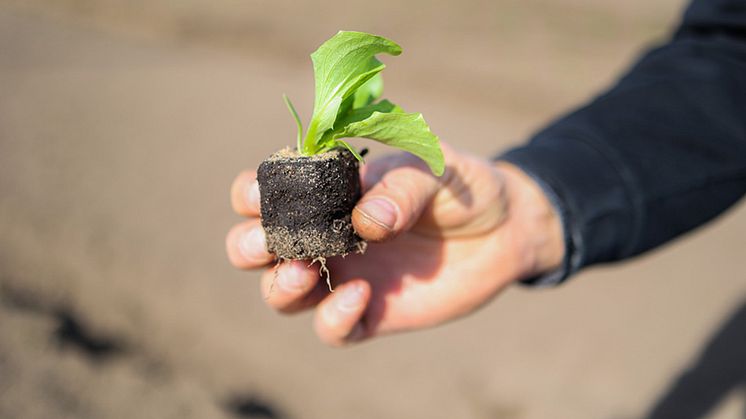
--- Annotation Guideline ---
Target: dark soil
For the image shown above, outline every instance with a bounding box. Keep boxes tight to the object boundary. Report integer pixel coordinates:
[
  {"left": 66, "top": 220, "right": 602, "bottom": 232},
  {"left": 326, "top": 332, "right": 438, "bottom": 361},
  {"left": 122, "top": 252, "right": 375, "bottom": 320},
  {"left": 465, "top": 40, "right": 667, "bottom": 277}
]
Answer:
[{"left": 257, "top": 148, "right": 364, "bottom": 260}]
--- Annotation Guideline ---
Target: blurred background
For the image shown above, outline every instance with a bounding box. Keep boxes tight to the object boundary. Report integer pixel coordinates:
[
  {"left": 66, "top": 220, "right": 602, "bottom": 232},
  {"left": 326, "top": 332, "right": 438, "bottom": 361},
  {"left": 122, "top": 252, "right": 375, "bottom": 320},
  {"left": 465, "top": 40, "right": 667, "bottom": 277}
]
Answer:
[{"left": 1, "top": 0, "right": 744, "bottom": 418}]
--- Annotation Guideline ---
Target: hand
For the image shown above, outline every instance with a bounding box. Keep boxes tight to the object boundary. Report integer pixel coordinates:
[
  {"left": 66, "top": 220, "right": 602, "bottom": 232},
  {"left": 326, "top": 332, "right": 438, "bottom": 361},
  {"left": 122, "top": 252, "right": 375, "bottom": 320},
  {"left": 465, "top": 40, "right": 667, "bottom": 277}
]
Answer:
[{"left": 226, "top": 144, "right": 564, "bottom": 346}]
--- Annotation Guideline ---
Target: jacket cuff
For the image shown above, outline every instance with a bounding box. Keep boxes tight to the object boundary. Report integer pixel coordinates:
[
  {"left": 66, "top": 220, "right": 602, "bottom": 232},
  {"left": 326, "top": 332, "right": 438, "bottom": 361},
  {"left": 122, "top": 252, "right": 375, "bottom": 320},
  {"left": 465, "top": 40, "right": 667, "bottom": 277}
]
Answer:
[{"left": 498, "top": 134, "right": 637, "bottom": 286}]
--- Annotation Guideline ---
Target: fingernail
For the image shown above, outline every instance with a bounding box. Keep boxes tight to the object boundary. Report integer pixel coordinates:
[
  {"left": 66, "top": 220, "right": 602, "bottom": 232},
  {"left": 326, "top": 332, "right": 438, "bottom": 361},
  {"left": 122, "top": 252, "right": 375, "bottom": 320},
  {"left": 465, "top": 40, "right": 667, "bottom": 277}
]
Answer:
[
  {"left": 336, "top": 283, "right": 364, "bottom": 312},
  {"left": 357, "top": 198, "right": 397, "bottom": 230},
  {"left": 245, "top": 180, "right": 260, "bottom": 207},
  {"left": 238, "top": 228, "right": 266, "bottom": 261},
  {"left": 278, "top": 261, "right": 308, "bottom": 292}
]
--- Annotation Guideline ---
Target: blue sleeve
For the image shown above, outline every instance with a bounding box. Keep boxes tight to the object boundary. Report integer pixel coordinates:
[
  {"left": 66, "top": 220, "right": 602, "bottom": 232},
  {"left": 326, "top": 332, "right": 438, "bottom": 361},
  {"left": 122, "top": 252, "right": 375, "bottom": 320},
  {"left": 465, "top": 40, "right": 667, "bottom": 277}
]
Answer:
[{"left": 499, "top": 0, "right": 746, "bottom": 286}]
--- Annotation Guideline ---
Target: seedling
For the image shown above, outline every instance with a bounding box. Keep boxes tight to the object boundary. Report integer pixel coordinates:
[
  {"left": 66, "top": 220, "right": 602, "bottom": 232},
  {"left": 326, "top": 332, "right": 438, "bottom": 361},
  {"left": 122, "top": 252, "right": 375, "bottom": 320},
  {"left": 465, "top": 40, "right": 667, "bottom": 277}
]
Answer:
[{"left": 257, "top": 31, "right": 444, "bottom": 277}]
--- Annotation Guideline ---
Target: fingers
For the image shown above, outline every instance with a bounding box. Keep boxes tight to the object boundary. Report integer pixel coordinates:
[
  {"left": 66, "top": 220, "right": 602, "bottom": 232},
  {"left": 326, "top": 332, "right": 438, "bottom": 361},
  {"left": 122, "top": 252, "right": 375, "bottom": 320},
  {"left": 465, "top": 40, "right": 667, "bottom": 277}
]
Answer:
[
  {"left": 225, "top": 220, "right": 275, "bottom": 269},
  {"left": 231, "top": 170, "right": 261, "bottom": 217},
  {"left": 353, "top": 157, "right": 441, "bottom": 242},
  {"left": 228, "top": 170, "right": 272, "bottom": 268},
  {"left": 314, "top": 280, "right": 371, "bottom": 347},
  {"left": 260, "top": 260, "right": 327, "bottom": 313},
  {"left": 260, "top": 265, "right": 374, "bottom": 346}
]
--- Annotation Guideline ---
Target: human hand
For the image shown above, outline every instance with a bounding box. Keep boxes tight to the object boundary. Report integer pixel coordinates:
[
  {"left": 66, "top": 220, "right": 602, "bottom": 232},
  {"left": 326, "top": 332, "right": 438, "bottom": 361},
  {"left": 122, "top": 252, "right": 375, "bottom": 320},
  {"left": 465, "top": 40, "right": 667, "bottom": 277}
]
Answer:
[{"left": 226, "top": 144, "right": 564, "bottom": 346}]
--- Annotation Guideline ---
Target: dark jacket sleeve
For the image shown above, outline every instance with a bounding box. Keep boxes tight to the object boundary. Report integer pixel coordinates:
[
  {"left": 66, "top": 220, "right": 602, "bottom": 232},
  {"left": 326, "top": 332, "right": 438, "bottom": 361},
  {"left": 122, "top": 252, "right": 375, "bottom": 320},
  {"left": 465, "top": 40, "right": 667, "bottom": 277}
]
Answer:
[{"left": 500, "top": 0, "right": 746, "bottom": 286}]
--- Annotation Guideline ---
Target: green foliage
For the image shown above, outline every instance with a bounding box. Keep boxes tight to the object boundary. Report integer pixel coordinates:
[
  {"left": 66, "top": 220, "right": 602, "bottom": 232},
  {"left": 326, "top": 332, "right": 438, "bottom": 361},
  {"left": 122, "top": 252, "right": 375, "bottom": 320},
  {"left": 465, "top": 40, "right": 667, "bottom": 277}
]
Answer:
[
  {"left": 284, "top": 31, "right": 444, "bottom": 176},
  {"left": 332, "top": 112, "right": 444, "bottom": 176}
]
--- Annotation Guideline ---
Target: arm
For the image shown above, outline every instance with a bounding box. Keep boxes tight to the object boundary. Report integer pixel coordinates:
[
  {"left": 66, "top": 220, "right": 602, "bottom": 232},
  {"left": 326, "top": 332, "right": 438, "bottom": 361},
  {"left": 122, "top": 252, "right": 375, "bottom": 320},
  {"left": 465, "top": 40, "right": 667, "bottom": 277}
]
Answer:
[{"left": 501, "top": 0, "right": 746, "bottom": 285}]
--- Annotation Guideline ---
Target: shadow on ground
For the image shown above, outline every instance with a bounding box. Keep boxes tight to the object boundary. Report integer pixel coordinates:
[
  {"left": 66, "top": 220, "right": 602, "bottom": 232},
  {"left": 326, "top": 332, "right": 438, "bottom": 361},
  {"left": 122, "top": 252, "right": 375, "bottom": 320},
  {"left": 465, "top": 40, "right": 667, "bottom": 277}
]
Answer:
[{"left": 644, "top": 300, "right": 746, "bottom": 419}]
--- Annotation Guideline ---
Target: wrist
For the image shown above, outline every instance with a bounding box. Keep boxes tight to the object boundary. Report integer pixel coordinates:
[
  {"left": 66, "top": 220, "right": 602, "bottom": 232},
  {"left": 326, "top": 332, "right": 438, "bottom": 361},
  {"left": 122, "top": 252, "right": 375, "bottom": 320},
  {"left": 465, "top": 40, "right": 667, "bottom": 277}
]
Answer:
[{"left": 495, "top": 161, "right": 565, "bottom": 279}]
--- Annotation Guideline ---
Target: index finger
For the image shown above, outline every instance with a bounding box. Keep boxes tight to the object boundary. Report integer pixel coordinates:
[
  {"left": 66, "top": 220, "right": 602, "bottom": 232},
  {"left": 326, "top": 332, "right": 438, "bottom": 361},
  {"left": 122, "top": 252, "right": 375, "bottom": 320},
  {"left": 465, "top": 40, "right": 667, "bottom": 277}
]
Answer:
[{"left": 231, "top": 170, "right": 261, "bottom": 217}]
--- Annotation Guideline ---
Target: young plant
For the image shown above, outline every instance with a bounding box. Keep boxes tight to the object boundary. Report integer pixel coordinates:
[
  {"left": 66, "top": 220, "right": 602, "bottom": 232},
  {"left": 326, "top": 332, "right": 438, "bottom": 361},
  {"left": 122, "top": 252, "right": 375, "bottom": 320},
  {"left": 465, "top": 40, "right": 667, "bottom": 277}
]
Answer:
[
  {"left": 284, "top": 31, "right": 445, "bottom": 176},
  {"left": 257, "top": 31, "right": 443, "bottom": 284}
]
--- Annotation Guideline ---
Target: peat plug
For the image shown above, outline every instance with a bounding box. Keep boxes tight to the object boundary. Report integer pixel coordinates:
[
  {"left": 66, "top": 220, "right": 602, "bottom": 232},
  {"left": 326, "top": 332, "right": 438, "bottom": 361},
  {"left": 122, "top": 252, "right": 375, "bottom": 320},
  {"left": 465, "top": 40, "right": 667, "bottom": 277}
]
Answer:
[{"left": 258, "top": 148, "right": 362, "bottom": 259}]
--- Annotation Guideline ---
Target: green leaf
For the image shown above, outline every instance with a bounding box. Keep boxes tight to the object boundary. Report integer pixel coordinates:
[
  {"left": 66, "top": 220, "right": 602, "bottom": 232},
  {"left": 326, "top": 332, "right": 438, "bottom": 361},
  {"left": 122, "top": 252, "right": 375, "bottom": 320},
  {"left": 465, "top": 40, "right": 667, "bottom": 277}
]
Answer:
[
  {"left": 333, "top": 99, "right": 401, "bottom": 130},
  {"left": 304, "top": 31, "right": 401, "bottom": 154},
  {"left": 333, "top": 72, "right": 384, "bottom": 131},
  {"left": 352, "top": 73, "right": 384, "bottom": 108},
  {"left": 334, "top": 112, "right": 445, "bottom": 176},
  {"left": 304, "top": 96, "right": 341, "bottom": 154},
  {"left": 283, "top": 94, "right": 303, "bottom": 152},
  {"left": 336, "top": 95, "right": 355, "bottom": 124},
  {"left": 318, "top": 99, "right": 401, "bottom": 146}
]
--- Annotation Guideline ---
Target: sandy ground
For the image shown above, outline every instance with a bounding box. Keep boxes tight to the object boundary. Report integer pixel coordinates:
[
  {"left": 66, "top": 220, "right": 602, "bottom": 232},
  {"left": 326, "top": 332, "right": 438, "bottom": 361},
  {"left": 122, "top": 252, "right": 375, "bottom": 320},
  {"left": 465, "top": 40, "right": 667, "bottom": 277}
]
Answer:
[{"left": 0, "top": 1, "right": 745, "bottom": 418}]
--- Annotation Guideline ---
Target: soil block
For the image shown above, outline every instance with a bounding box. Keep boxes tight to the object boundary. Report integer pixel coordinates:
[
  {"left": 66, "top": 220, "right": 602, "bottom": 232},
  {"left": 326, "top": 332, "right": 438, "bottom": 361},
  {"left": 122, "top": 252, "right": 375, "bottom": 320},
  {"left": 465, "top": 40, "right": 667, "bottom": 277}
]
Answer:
[{"left": 257, "top": 148, "right": 364, "bottom": 260}]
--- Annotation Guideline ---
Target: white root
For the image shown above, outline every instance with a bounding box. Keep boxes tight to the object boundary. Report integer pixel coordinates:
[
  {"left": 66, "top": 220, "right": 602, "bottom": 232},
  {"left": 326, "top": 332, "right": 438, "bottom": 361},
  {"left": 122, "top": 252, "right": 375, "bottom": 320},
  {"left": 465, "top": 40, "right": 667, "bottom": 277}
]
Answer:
[
  {"left": 309, "top": 257, "right": 333, "bottom": 292},
  {"left": 355, "top": 241, "right": 368, "bottom": 255},
  {"left": 266, "top": 258, "right": 284, "bottom": 299}
]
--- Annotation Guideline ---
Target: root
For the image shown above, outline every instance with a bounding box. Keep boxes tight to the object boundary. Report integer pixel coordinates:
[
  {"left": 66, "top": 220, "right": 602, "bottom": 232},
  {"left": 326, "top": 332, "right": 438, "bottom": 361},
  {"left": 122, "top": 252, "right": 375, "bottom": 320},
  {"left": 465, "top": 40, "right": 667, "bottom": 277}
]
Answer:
[
  {"left": 309, "top": 257, "right": 333, "bottom": 292},
  {"left": 266, "top": 258, "right": 285, "bottom": 299}
]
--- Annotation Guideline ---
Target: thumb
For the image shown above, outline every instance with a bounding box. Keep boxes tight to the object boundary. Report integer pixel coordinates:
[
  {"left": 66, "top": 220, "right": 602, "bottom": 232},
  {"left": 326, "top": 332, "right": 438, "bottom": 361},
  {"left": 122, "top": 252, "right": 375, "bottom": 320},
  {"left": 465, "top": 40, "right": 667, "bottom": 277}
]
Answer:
[{"left": 352, "top": 159, "right": 441, "bottom": 242}]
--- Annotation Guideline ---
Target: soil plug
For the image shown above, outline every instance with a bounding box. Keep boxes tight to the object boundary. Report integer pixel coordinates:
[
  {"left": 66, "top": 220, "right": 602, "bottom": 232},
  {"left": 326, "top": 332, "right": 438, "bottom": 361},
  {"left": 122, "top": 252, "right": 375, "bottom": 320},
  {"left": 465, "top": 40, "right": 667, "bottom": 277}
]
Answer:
[{"left": 258, "top": 147, "right": 362, "bottom": 260}]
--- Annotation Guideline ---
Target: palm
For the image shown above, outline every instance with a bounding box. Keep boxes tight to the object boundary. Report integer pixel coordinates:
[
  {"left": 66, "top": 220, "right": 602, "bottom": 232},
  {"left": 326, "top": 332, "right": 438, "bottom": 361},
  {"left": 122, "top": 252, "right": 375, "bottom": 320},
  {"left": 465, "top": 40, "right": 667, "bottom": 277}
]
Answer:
[
  {"left": 328, "top": 152, "right": 517, "bottom": 336},
  {"left": 328, "top": 230, "right": 515, "bottom": 336}
]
